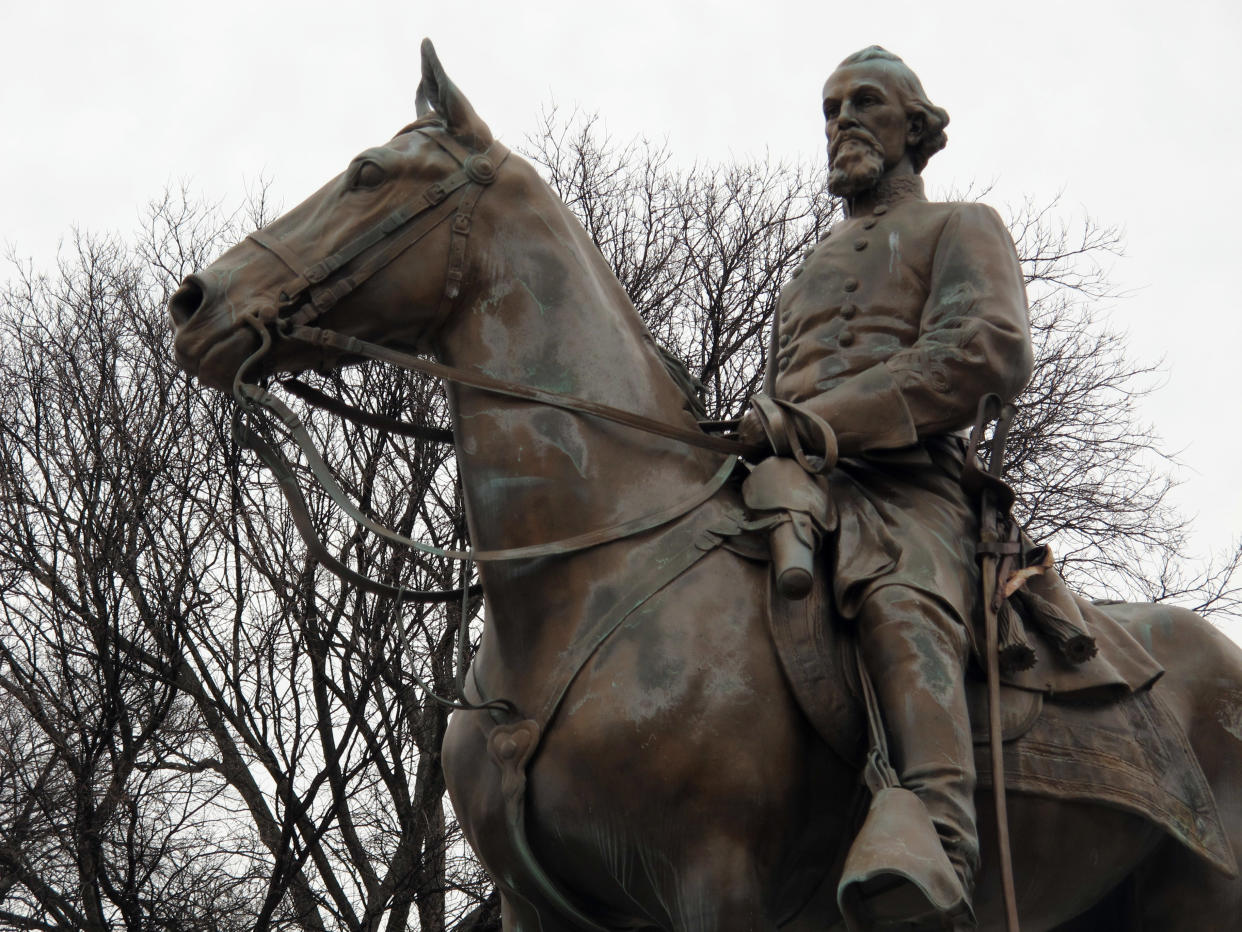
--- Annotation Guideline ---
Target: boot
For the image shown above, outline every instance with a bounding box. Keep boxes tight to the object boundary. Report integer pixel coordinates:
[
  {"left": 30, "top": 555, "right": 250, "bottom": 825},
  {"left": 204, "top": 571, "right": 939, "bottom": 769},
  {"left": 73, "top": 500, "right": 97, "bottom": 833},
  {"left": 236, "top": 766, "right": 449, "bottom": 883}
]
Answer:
[{"left": 847, "top": 586, "right": 979, "bottom": 929}]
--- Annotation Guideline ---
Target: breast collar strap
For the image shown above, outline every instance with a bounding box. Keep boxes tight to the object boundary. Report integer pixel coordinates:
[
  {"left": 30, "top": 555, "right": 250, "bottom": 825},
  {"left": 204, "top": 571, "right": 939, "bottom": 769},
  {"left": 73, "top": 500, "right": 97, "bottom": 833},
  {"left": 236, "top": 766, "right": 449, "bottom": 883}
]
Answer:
[{"left": 246, "top": 126, "right": 510, "bottom": 350}]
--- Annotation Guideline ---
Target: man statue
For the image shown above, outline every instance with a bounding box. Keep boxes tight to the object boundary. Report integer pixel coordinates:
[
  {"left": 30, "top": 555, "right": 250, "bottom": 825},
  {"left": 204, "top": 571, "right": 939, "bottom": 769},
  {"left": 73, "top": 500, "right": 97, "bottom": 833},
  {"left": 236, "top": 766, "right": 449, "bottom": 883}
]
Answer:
[{"left": 741, "top": 45, "right": 1033, "bottom": 928}]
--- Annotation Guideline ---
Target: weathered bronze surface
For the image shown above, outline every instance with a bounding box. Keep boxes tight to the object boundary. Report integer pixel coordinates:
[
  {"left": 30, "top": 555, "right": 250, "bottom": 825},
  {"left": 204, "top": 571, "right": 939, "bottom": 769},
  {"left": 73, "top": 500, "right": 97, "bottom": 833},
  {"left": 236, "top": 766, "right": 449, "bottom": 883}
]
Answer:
[
  {"left": 745, "top": 47, "right": 1032, "bottom": 926},
  {"left": 170, "top": 40, "right": 1242, "bottom": 931}
]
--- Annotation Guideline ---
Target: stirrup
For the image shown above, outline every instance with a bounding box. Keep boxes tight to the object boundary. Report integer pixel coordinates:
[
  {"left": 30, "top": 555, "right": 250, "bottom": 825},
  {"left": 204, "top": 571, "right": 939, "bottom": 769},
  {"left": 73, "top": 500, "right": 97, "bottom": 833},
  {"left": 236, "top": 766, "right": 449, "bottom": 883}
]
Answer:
[{"left": 838, "top": 787, "right": 975, "bottom": 931}]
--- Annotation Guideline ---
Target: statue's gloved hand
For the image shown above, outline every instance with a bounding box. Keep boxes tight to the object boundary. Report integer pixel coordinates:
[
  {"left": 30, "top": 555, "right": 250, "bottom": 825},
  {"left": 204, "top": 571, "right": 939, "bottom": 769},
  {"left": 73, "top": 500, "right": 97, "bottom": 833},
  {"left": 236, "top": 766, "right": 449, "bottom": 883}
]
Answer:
[
  {"left": 737, "top": 408, "right": 772, "bottom": 455},
  {"left": 744, "top": 395, "right": 838, "bottom": 475}
]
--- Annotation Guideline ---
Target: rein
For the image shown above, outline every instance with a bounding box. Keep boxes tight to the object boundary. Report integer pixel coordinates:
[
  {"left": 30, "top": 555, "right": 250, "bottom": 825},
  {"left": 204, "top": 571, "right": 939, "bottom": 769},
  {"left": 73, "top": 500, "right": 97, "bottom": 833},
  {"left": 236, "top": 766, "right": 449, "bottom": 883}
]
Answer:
[
  {"left": 236, "top": 376, "right": 738, "bottom": 566},
  {"left": 283, "top": 324, "right": 759, "bottom": 458}
]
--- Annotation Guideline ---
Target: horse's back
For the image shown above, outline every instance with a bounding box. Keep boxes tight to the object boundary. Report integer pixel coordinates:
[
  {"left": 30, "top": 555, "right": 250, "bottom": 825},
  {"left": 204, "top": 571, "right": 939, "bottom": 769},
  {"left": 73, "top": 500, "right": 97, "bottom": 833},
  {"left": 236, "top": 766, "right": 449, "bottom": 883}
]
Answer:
[
  {"left": 1104, "top": 600, "right": 1242, "bottom": 838},
  {"left": 1099, "top": 600, "right": 1242, "bottom": 758}
]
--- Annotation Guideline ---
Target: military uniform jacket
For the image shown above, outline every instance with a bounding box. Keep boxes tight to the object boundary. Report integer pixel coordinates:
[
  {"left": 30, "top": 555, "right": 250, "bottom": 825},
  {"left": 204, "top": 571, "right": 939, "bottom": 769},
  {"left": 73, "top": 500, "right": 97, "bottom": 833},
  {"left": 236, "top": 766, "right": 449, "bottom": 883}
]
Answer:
[{"left": 764, "top": 175, "right": 1033, "bottom": 624}]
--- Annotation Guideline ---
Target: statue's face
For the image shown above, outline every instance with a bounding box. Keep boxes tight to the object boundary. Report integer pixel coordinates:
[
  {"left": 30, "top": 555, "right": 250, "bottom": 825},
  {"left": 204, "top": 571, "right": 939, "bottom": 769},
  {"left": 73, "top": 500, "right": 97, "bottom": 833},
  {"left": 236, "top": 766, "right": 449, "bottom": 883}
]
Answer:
[{"left": 821, "top": 61, "right": 916, "bottom": 197}]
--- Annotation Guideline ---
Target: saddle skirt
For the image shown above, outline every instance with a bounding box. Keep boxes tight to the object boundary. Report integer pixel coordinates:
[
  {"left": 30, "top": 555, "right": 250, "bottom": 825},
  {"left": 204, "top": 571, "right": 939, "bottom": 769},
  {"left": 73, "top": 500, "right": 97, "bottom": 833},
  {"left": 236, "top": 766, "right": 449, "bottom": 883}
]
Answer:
[{"left": 766, "top": 571, "right": 1238, "bottom": 878}]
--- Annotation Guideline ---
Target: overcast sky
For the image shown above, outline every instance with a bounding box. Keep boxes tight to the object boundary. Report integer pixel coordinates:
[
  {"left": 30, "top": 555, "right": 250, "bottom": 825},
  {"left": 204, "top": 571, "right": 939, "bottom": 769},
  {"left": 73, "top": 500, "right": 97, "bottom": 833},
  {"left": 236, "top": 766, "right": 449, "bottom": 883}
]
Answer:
[{"left": 3, "top": 0, "right": 1239, "bottom": 604}]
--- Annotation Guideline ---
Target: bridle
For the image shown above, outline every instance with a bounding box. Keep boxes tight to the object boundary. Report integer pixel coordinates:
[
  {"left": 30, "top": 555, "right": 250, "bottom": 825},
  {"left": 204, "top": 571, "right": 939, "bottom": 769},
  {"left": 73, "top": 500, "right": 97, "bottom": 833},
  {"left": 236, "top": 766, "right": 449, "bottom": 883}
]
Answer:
[
  {"left": 225, "top": 124, "right": 759, "bottom": 617},
  {"left": 244, "top": 124, "right": 505, "bottom": 351}
]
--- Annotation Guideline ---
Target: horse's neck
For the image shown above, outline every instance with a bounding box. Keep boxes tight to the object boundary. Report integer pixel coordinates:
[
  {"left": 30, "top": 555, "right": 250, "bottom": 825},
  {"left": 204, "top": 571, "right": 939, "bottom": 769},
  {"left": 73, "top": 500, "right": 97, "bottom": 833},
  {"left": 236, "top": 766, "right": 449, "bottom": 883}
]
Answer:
[{"left": 440, "top": 185, "right": 720, "bottom": 672}]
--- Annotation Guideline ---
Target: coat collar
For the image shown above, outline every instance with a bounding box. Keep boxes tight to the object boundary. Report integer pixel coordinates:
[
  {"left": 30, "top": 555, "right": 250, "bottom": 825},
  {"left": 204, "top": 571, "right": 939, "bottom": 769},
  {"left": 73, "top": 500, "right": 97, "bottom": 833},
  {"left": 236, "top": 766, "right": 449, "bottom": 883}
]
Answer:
[
  {"left": 874, "top": 173, "right": 926, "bottom": 207},
  {"left": 843, "top": 174, "right": 926, "bottom": 218}
]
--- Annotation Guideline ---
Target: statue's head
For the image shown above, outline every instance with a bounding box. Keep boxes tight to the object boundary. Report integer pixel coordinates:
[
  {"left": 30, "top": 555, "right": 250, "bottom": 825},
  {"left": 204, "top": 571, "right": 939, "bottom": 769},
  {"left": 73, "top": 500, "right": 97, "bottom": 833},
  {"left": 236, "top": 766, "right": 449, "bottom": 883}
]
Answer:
[{"left": 822, "top": 46, "right": 949, "bottom": 198}]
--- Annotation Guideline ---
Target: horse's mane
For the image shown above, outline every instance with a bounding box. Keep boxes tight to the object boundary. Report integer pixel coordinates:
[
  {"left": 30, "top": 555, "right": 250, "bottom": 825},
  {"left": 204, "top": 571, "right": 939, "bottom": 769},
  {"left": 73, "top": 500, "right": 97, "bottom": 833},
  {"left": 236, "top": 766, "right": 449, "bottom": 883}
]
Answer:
[{"left": 656, "top": 345, "right": 707, "bottom": 419}]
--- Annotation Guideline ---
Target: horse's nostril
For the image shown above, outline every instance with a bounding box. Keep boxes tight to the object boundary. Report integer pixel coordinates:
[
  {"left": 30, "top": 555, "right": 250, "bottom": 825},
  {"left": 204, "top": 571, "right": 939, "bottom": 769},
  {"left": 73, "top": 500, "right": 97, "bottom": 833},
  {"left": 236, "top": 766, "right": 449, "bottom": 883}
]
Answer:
[{"left": 168, "top": 276, "right": 207, "bottom": 325}]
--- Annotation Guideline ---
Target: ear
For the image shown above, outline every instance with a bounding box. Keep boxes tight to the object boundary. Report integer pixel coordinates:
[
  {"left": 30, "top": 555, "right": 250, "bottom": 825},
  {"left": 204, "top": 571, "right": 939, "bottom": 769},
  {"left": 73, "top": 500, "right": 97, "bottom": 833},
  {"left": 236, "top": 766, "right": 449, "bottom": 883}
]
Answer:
[
  {"left": 905, "top": 111, "right": 926, "bottom": 148},
  {"left": 416, "top": 39, "right": 494, "bottom": 147}
]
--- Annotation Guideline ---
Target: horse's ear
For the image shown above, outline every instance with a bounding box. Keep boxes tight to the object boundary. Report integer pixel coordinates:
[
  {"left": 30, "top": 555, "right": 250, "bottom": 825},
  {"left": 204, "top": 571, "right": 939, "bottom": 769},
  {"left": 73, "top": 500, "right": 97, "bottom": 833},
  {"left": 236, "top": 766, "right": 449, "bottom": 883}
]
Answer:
[{"left": 417, "top": 39, "right": 494, "bottom": 147}]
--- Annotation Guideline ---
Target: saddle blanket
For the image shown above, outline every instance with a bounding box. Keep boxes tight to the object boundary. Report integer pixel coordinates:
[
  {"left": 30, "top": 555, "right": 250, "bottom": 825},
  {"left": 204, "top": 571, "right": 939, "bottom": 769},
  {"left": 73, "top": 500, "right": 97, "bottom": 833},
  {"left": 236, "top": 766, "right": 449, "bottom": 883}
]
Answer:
[
  {"left": 971, "top": 682, "right": 1236, "bottom": 876},
  {"left": 767, "top": 578, "right": 1237, "bottom": 877}
]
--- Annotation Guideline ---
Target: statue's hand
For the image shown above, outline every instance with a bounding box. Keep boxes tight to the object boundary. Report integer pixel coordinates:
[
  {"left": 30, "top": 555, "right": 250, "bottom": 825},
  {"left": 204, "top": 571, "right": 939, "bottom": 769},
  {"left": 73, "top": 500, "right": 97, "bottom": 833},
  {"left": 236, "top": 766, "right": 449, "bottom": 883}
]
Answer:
[
  {"left": 742, "top": 395, "right": 838, "bottom": 474},
  {"left": 737, "top": 408, "right": 771, "bottom": 455}
]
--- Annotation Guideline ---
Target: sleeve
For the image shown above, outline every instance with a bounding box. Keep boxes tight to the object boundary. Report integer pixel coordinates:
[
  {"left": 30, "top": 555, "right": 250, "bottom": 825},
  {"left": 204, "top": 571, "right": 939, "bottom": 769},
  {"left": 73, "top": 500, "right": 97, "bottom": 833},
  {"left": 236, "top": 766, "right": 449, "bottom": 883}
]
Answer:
[{"left": 799, "top": 203, "right": 1033, "bottom": 457}]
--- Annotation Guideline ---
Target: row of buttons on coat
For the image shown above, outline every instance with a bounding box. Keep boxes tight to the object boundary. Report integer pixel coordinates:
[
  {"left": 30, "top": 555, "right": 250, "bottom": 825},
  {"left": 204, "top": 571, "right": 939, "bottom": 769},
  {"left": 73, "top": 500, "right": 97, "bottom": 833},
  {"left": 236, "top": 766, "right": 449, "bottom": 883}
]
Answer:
[{"left": 776, "top": 204, "right": 889, "bottom": 370}]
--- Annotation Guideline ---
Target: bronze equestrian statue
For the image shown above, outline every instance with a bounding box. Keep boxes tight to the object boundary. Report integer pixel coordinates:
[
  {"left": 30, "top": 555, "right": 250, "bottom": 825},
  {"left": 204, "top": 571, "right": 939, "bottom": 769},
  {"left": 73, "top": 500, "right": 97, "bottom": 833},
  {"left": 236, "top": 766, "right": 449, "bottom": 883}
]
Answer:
[{"left": 169, "top": 39, "right": 1242, "bottom": 931}]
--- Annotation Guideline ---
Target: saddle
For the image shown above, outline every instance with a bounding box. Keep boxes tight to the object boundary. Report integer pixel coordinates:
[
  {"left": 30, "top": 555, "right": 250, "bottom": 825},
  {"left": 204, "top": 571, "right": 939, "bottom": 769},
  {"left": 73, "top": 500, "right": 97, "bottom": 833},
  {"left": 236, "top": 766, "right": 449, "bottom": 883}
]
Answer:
[{"left": 762, "top": 569, "right": 1238, "bottom": 877}]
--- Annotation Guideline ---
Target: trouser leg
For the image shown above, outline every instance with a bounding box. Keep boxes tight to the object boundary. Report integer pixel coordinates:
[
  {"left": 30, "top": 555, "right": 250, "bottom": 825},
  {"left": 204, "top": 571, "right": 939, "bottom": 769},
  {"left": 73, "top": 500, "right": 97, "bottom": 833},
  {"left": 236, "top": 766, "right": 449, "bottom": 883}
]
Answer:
[{"left": 856, "top": 584, "right": 979, "bottom": 893}]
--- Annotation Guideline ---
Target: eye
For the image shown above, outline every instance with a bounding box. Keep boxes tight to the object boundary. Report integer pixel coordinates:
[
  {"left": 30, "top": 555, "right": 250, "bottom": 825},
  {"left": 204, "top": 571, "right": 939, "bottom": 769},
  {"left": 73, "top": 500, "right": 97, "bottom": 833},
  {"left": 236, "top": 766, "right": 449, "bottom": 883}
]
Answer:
[
  {"left": 824, "top": 104, "right": 840, "bottom": 120},
  {"left": 350, "top": 159, "right": 387, "bottom": 189}
]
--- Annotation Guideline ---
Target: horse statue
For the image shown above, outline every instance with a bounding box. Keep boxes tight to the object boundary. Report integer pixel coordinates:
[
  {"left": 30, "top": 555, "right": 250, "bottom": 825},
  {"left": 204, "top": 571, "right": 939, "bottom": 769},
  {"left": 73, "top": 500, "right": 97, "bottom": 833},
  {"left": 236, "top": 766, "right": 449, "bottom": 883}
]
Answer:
[{"left": 169, "top": 40, "right": 1242, "bottom": 931}]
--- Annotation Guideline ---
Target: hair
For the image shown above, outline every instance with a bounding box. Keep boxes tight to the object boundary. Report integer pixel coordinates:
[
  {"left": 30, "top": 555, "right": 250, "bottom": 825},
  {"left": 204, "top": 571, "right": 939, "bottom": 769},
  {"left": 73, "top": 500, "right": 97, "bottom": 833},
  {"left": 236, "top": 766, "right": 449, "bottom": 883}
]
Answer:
[{"left": 835, "top": 46, "right": 950, "bottom": 173}]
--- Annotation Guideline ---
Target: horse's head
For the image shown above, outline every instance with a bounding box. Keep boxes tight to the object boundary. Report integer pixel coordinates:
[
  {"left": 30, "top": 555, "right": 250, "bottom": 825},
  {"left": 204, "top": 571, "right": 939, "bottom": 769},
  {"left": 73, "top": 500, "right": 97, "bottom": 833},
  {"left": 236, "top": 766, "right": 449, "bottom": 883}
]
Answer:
[{"left": 169, "top": 40, "right": 502, "bottom": 392}]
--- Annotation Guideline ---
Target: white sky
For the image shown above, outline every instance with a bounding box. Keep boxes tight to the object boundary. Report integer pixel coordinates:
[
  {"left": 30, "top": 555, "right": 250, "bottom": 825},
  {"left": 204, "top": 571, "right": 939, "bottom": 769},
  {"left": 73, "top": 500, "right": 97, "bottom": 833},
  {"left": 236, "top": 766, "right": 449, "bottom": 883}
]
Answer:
[{"left": 3, "top": 0, "right": 1239, "bottom": 594}]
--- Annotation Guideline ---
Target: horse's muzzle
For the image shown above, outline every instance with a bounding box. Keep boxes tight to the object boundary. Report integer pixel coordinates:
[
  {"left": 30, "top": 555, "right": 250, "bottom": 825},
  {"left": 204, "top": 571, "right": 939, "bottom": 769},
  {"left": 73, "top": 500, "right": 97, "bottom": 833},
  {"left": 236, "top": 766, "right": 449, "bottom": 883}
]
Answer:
[
  {"left": 168, "top": 275, "right": 211, "bottom": 326},
  {"left": 169, "top": 273, "right": 264, "bottom": 391}
]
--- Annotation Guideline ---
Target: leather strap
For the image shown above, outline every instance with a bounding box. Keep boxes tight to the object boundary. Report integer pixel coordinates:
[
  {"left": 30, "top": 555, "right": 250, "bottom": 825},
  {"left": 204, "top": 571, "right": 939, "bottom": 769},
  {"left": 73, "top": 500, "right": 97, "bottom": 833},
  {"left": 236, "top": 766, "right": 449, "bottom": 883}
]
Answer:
[
  {"left": 244, "top": 129, "right": 508, "bottom": 330},
  {"left": 532, "top": 504, "right": 745, "bottom": 727},
  {"left": 281, "top": 381, "right": 742, "bottom": 450},
  {"left": 289, "top": 199, "right": 462, "bottom": 323},
  {"left": 418, "top": 176, "right": 488, "bottom": 347},
  {"left": 854, "top": 644, "right": 900, "bottom": 795},
  {"left": 416, "top": 126, "right": 476, "bottom": 165},
  {"left": 288, "top": 325, "right": 762, "bottom": 459},
  {"left": 279, "top": 378, "right": 454, "bottom": 444},
  {"left": 247, "top": 230, "right": 314, "bottom": 297},
  {"left": 749, "top": 394, "right": 836, "bottom": 474},
  {"left": 237, "top": 383, "right": 737, "bottom": 564},
  {"left": 966, "top": 393, "right": 1023, "bottom": 932},
  {"left": 232, "top": 414, "right": 476, "bottom": 604}
]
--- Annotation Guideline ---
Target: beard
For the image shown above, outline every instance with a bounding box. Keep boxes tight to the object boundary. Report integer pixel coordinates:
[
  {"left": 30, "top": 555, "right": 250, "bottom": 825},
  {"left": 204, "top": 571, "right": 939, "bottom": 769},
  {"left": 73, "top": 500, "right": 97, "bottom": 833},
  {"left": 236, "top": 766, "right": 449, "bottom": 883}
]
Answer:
[{"left": 827, "top": 136, "right": 885, "bottom": 198}]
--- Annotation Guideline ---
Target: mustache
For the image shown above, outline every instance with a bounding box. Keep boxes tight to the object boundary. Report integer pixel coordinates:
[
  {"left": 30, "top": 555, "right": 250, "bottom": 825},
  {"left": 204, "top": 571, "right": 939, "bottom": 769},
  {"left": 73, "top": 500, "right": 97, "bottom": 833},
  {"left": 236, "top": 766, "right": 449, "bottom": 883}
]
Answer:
[{"left": 828, "top": 129, "right": 881, "bottom": 162}]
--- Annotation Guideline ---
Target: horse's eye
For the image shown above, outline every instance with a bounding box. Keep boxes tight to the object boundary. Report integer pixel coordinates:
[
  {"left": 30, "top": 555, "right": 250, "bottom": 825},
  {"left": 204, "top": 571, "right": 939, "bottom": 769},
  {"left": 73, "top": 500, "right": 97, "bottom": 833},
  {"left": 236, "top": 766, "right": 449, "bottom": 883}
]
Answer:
[{"left": 351, "top": 160, "right": 387, "bottom": 189}]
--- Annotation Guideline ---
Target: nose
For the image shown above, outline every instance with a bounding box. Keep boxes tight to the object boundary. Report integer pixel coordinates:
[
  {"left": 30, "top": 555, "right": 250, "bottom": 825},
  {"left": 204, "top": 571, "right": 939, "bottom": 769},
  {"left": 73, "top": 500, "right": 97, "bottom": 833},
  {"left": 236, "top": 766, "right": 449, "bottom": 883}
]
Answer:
[{"left": 168, "top": 275, "right": 208, "bottom": 326}]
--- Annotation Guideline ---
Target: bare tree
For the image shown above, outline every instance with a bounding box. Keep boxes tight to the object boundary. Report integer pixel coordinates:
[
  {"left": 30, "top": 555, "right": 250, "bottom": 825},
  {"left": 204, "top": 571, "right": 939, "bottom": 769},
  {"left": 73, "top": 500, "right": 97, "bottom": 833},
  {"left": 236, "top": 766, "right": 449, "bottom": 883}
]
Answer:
[
  {"left": 0, "top": 201, "right": 492, "bottom": 929},
  {"left": 0, "top": 230, "right": 259, "bottom": 930},
  {"left": 2, "top": 108, "right": 1237, "bottom": 932},
  {"left": 1003, "top": 196, "right": 1241, "bottom": 615}
]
